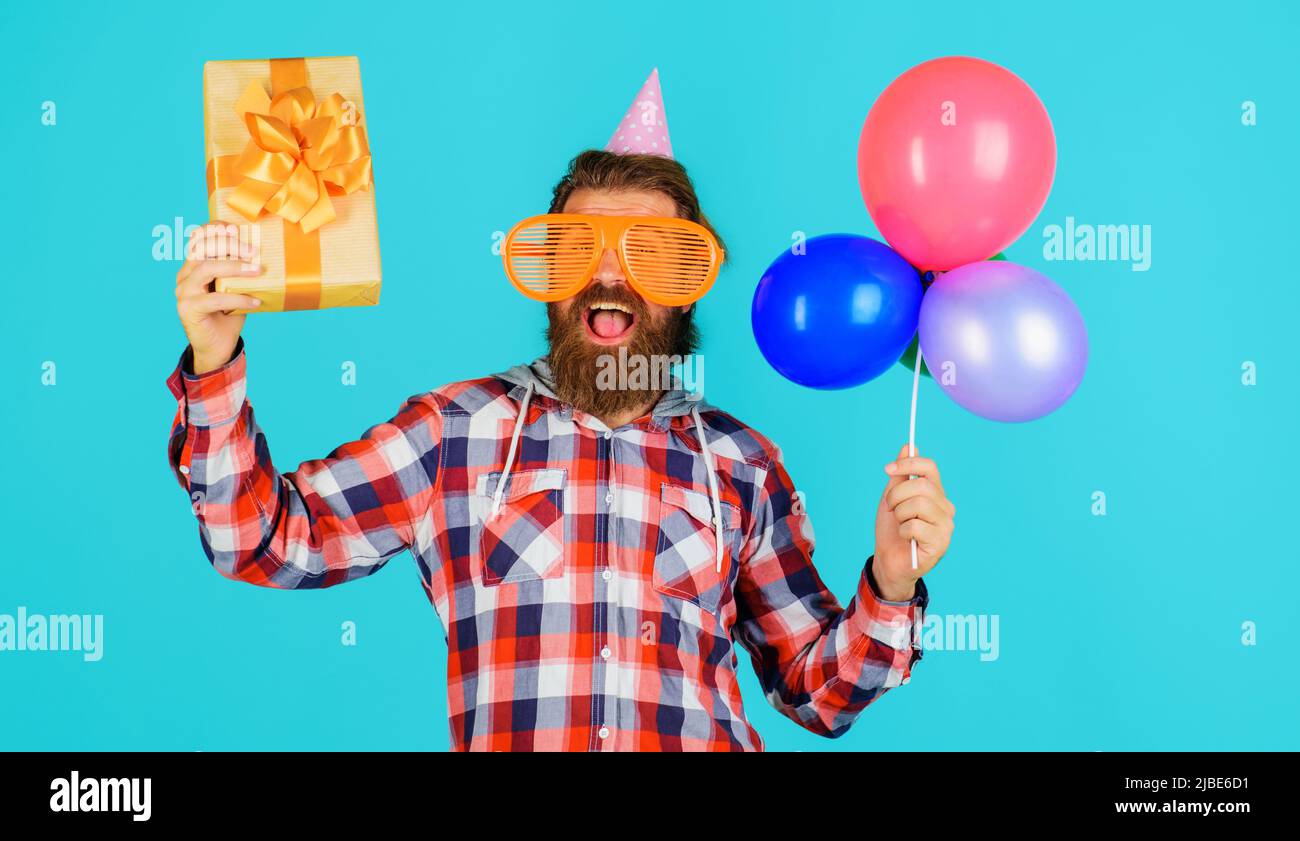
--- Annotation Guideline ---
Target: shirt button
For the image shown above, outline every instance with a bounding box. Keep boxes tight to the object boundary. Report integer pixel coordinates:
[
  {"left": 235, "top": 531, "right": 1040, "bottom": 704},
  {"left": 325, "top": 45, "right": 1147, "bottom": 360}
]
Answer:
[
  {"left": 603, "top": 431, "right": 612, "bottom": 440},
  {"left": 604, "top": 492, "right": 614, "bottom": 505},
  {"left": 178, "top": 465, "right": 190, "bottom": 475},
  {"left": 600, "top": 646, "right": 611, "bottom": 660},
  {"left": 601, "top": 569, "right": 612, "bottom": 582},
  {"left": 598, "top": 726, "right": 610, "bottom": 739}
]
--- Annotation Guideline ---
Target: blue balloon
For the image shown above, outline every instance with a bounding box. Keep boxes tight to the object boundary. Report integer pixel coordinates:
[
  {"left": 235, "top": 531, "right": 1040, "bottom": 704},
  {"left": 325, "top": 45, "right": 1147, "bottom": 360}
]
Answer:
[{"left": 752, "top": 234, "right": 923, "bottom": 389}]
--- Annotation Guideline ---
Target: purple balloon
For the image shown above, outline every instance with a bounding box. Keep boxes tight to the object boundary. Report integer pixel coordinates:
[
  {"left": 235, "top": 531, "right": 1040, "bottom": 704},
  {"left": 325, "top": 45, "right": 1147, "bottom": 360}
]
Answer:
[{"left": 918, "top": 262, "right": 1087, "bottom": 423}]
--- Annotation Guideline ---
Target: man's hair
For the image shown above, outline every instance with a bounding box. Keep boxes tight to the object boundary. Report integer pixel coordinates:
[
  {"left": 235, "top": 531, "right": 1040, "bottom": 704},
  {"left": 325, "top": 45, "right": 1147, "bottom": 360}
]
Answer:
[{"left": 548, "top": 150, "right": 726, "bottom": 260}]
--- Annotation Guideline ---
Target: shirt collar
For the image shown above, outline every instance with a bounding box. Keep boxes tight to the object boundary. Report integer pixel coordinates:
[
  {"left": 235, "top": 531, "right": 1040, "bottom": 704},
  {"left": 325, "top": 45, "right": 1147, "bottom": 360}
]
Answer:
[{"left": 497, "top": 356, "right": 711, "bottom": 432}]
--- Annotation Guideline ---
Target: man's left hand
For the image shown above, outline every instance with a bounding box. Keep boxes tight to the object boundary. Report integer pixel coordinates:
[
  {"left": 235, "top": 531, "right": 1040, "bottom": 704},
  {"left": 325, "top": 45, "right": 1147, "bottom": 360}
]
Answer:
[{"left": 872, "top": 445, "right": 955, "bottom": 601}]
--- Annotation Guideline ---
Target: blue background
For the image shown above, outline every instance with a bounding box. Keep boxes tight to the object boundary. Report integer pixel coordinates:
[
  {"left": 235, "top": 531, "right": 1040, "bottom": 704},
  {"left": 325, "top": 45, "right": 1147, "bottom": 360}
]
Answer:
[{"left": 2, "top": 0, "right": 1296, "bottom": 751}]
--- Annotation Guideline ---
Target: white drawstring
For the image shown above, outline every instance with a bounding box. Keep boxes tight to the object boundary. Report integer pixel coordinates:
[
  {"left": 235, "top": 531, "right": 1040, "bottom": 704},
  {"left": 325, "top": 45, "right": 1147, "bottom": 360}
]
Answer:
[
  {"left": 494, "top": 385, "right": 721, "bottom": 573},
  {"left": 691, "top": 405, "right": 725, "bottom": 574},
  {"left": 492, "top": 381, "right": 534, "bottom": 519}
]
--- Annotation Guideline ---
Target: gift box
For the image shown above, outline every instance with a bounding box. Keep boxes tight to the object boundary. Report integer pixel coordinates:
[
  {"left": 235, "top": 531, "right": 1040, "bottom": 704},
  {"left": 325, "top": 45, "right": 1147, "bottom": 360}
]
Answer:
[{"left": 203, "top": 56, "right": 381, "bottom": 312}]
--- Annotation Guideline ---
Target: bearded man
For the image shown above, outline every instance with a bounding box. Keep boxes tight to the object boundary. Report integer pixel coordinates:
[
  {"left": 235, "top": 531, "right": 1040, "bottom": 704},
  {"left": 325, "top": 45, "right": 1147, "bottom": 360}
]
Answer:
[{"left": 168, "top": 71, "right": 955, "bottom": 751}]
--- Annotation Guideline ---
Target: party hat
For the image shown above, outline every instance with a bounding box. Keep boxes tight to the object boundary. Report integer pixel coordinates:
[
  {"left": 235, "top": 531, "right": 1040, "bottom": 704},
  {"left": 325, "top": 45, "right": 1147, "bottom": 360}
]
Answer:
[{"left": 605, "top": 68, "right": 674, "bottom": 157}]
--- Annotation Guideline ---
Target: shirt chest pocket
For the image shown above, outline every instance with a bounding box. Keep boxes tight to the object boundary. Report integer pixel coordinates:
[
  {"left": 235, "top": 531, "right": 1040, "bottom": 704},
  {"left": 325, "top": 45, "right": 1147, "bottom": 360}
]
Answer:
[
  {"left": 653, "top": 483, "right": 742, "bottom": 616},
  {"left": 472, "top": 468, "right": 568, "bottom": 586}
]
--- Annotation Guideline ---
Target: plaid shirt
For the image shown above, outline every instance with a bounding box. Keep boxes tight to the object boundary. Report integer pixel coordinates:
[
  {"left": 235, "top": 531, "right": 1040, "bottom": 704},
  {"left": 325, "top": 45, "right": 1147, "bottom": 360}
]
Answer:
[{"left": 167, "top": 343, "right": 927, "bottom": 751}]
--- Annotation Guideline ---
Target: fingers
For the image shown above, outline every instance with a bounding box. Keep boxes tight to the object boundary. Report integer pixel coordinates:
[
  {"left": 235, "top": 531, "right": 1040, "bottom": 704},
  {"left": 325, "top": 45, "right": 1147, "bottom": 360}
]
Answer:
[
  {"left": 886, "top": 476, "right": 932, "bottom": 508},
  {"left": 187, "top": 292, "right": 263, "bottom": 314},
  {"left": 177, "top": 222, "right": 259, "bottom": 284},
  {"left": 886, "top": 477, "right": 956, "bottom": 516},
  {"left": 188, "top": 221, "right": 259, "bottom": 262},
  {"left": 176, "top": 259, "right": 261, "bottom": 299},
  {"left": 883, "top": 444, "right": 913, "bottom": 491},
  {"left": 892, "top": 495, "right": 948, "bottom": 527},
  {"left": 898, "top": 518, "right": 941, "bottom": 549},
  {"left": 887, "top": 455, "right": 938, "bottom": 480},
  {"left": 885, "top": 449, "right": 944, "bottom": 493}
]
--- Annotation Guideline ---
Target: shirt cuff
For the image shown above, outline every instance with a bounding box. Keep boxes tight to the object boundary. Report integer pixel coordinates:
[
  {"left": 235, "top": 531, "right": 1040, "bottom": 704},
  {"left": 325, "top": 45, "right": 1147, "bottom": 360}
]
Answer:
[
  {"left": 168, "top": 340, "right": 247, "bottom": 428},
  {"left": 851, "top": 556, "right": 928, "bottom": 683}
]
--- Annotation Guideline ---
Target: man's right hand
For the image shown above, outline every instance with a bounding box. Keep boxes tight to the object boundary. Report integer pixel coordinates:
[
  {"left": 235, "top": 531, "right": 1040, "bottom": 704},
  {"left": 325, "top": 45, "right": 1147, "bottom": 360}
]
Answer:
[{"left": 175, "top": 222, "right": 264, "bottom": 374}]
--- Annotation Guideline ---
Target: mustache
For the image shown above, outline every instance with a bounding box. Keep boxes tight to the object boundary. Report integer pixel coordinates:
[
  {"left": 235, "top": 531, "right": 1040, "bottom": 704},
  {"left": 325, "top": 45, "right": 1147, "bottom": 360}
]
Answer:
[{"left": 568, "top": 283, "right": 649, "bottom": 321}]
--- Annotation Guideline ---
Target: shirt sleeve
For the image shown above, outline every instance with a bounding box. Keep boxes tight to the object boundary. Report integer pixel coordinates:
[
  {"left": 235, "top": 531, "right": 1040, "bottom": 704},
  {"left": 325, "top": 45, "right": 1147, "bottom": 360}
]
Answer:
[
  {"left": 732, "top": 452, "right": 928, "bottom": 738},
  {"left": 166, "top": 341, "right": 443, "bottom": 588}
]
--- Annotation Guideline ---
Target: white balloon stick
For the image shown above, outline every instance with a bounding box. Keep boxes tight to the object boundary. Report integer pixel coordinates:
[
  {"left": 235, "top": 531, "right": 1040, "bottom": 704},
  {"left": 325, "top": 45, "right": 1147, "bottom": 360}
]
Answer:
[{"left": 907, "top": 344, "right": 923, "bottom": 570}]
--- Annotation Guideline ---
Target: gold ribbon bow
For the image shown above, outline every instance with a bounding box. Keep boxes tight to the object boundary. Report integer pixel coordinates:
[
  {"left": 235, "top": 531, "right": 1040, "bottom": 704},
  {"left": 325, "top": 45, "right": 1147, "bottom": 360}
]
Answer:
[{"left": 224, "top": 79, "right": 372, "bottom": 233}]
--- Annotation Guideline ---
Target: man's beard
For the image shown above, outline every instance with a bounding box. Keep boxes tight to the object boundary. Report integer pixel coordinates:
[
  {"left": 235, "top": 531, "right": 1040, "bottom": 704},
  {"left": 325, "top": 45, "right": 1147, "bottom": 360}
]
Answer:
[{"left": 546, "top": 284, "right": 699, "bottom": 420}]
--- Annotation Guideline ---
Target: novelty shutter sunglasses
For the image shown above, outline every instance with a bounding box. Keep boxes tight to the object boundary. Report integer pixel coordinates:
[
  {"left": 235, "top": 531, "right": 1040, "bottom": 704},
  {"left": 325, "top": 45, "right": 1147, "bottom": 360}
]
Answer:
[{"left": 502, "top": 214, "right": 723, "bottom": 306}]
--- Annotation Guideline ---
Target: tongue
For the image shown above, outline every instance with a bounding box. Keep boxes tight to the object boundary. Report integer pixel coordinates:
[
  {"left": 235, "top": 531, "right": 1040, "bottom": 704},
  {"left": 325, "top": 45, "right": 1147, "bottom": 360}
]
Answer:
[{"left": 592, "top": 309, "right": 631, "bottom": 338}]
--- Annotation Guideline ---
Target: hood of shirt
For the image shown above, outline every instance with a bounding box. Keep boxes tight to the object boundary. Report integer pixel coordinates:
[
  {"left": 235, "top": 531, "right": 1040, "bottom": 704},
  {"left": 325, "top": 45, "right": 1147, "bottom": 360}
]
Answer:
[{"left": 494, "top": 357, "right": 713, "bottom": 421}]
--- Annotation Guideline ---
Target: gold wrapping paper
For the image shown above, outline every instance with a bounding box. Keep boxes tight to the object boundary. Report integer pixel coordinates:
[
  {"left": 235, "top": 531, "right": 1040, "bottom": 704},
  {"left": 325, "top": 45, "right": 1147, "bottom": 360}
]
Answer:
[{"left": 203, "top": 56, "right": 381, "bottom": 312}]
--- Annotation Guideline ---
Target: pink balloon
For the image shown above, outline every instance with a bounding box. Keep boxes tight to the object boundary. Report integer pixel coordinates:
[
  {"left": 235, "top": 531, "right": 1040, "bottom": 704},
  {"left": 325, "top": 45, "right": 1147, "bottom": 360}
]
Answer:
[{"left": 858, "top": 57, "right": 1056, "bottom": 272}]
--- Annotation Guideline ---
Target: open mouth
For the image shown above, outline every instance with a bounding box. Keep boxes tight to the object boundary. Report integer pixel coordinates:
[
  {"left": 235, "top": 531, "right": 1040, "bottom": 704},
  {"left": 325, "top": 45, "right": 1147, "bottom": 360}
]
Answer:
[{"left": 583, "top": 300, "right": 638, "bottom": 345}]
